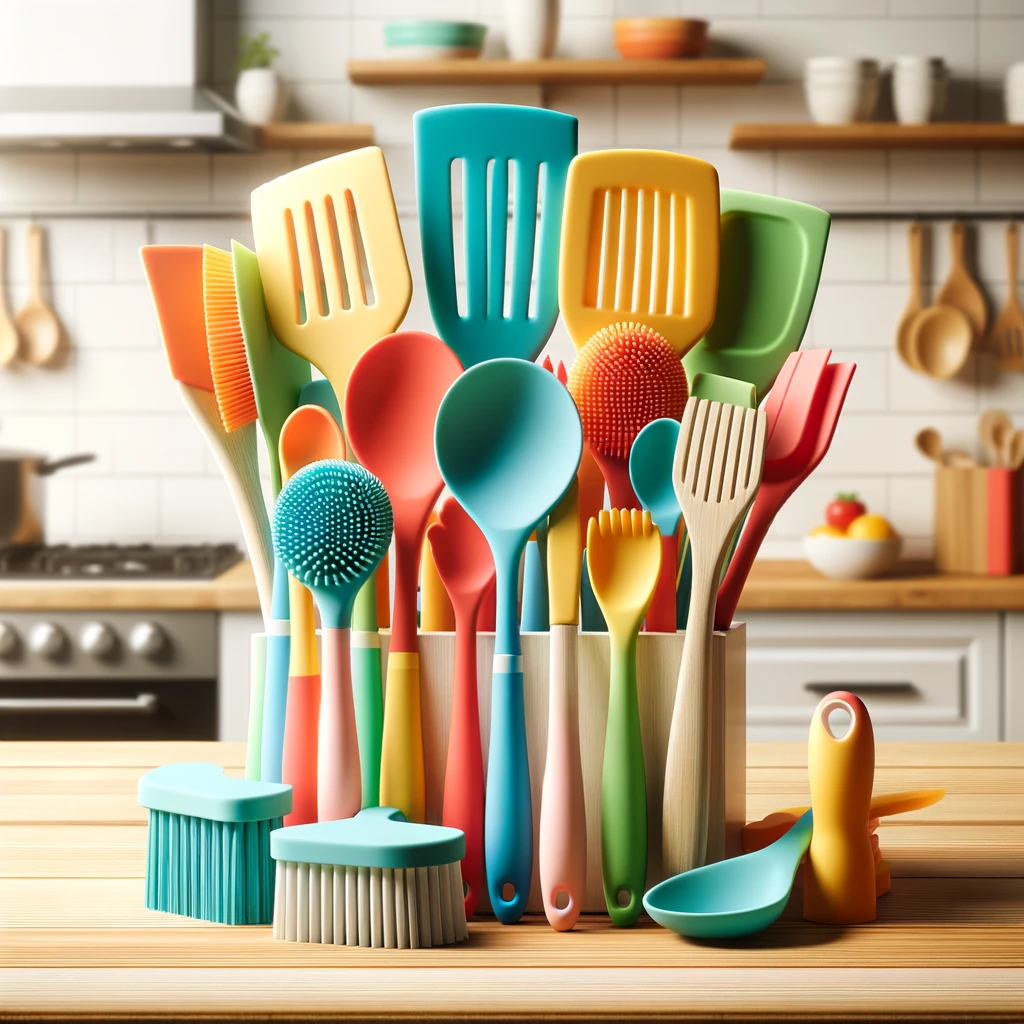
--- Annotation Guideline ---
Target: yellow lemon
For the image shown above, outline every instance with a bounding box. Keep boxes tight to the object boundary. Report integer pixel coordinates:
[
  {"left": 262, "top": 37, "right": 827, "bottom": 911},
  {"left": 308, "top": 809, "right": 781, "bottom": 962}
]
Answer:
[
  {"left": 809, "top": 524, "right": 846, "bottom": 538},
  {"left": 847, "top": 514, "right": 894, "bottom": 540}
]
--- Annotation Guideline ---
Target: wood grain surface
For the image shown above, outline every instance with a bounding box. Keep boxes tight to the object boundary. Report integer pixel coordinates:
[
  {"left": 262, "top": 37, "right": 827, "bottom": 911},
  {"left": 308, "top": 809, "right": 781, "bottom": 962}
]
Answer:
[
  {"left": 2, "top": 741, "right": 1022, "bottom": 1020},
  {"left": 730, "top": 122, "right": 1024, "bottom": 150}
]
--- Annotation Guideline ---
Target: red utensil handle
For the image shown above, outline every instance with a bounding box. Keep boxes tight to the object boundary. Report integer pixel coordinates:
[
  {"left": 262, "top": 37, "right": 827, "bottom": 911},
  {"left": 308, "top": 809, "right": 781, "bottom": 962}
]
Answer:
[
  {"left": 645, "top": 531, "right": 678, "bottom": 632},
  {"left": 282, "top": 673, "right": 319, "bottom": 826},
  {"left": 592, "top": 450, "right": 640, "bottom": 511}
]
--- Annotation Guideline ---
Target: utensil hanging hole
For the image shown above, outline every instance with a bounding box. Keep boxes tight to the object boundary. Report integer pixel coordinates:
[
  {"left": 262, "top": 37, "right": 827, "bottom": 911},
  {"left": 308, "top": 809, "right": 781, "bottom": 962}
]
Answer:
[
  {"left": 346, "top": 189, "right": 374, "bottom": 307},
  {"left": 583, "top": 188, "right": 605, "bottom": 310},
  {"left": 451, "top": 158, "right": 467, "bottom": 317},
  {"left": 504, "top": 159, "right": 516, "bottom": 319},
  {"left": 822, "top": 699, "right": 854, "bottom": 740},
  {"left": 554, "top": 889, "right": 571, "bottom": 911},
  {"left": 283, "top": 207, "right": 305, "bottom": 324},
  {"left": 526, "top": 162, "right": 544, "bottom": 320},
  {"left": 501, "top": 882, "right": 516, "bottom": 903},
  {"left": 323, "top": 194, "right": 351, "bottom": 311},
  {"left": 302, "top": 201, "right": 329, "bottom": 318},
  {"left": 616, "top": 887, "right": 632, "bottom": 909}
]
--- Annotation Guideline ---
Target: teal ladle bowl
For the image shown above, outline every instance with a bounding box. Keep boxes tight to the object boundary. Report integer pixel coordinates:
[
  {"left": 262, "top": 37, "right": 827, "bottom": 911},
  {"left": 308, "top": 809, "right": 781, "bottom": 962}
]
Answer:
[
  {"left": 434, "top": 357, "right": 582, "bottom": 924},
  {"left": 643, "top": 809, "right": 812, "bottom": 939}
]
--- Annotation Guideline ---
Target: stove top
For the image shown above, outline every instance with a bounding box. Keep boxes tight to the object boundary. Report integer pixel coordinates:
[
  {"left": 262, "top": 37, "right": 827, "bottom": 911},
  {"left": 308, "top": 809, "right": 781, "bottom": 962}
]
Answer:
[{"left": 0, "top": 543, "right": 243, "bottom": 580}]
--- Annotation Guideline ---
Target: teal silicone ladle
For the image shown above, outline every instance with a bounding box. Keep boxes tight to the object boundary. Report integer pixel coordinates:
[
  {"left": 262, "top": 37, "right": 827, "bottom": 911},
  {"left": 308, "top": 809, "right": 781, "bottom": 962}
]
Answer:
[
  {"left": 643, "top": 809, "right": 813, "bottom": 939},
  {"left": 434, "top": 358, "right": 582, "bottom": 924}
]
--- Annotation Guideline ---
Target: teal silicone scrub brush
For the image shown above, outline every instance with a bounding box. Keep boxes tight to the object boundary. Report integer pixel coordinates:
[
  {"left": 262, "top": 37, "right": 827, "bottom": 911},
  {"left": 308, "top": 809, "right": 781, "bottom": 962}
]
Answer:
[
  {"left": 271, "top": 806, "right": 468, "bottom": 948},
  {"left": 138, "top": 762, "right": 292, "bottom": 925}
]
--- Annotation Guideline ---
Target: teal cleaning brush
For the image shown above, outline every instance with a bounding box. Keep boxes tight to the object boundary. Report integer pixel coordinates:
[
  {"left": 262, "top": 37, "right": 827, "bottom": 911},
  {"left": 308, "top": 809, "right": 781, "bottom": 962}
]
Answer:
[{"left": 138, "top": 762, "right": 292, "bottom": 925}]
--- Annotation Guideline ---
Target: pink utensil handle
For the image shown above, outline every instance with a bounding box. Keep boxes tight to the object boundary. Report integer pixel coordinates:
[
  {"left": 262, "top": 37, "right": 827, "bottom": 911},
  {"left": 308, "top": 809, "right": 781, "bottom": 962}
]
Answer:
[
  {"left": 539, "top": 623, "right": 587, "bottom": 931},
  {"left": 592, "top": 449, "right": 640, "bottom": 511},
  {"left": 281, "top": 673, "right": 319, "bottom": 826},
  {"left": 645, "top": 531, "right": 679, "bottom": 632},
  {"left": 317, "top": 626, "right": 361, "bottom": 822},
  {"left": 442, "top": 611, "right": 485, "bottom": 917}
]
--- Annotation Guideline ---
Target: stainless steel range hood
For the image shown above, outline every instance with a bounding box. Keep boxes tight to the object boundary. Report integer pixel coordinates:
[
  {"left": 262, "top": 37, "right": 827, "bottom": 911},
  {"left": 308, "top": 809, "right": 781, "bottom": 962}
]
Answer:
[{"left": 0, "top": 1, "right": 257, "bottom": 152}]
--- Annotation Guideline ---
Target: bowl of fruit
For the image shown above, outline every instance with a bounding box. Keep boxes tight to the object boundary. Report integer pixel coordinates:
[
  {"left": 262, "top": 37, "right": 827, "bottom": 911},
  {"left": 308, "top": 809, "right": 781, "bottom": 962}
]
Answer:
[{"left": 804, "top": 494, "right": 901, "bottom": 581}]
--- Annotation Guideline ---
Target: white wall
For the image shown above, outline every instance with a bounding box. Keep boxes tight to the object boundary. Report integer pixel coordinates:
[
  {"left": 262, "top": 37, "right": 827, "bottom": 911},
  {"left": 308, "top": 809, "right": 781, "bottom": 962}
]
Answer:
[{"left": 1, "top": 0, "right": 1023, "bottom": 557}]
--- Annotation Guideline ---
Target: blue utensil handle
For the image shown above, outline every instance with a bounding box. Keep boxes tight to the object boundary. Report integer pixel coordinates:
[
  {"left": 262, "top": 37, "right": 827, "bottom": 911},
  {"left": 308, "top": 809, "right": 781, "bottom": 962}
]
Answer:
[
  {"left": 260, "top": 629, "right": 291, "bottom": 783},
  {"left": 485, "top": 659, "right": 533, "bottom": 924},
  {"left": 520, "top": 540, "right": 549, "bottom": 632}
]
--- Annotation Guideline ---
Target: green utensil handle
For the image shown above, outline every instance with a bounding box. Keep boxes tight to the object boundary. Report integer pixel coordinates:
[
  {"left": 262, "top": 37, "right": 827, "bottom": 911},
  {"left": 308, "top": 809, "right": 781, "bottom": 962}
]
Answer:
[
  {"left": 601, "top": 629, "right": 647, "bottom": 928},
  {"left": 351, "top": 634, "right": 384, "bottom": 809}
]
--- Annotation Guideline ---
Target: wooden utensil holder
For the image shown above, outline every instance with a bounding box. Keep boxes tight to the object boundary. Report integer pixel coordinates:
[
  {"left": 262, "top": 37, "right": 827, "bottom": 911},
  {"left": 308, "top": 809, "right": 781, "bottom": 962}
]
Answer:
[
  {"left": 934, "top": 466, "right": 1021, "bottom": 575},
  {"left": 375, "top": 625, "right": 746, "bottom": 916}
]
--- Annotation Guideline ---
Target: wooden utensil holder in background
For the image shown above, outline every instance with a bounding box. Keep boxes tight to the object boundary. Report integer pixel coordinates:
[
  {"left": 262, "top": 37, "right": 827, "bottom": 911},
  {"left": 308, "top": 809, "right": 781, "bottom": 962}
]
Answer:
[
  {"left": 373, "top": 626, "right": 746, "bottom": 916},
  {"left": 934, "top": 465, "right": 1021, "bottom": 575}
]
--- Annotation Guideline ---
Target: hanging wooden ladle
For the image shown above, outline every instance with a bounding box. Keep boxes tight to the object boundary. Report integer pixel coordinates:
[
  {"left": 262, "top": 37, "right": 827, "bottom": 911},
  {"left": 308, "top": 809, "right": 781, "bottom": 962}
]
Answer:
[
  {"left": 935, "top": 221, "right": 987, "bottom": 345},
  {"left": 0, "top": 228, "right": 20, "bottom": 366},
  {"left": 16, "top": 224, "right": 64, "bottom": 367}
]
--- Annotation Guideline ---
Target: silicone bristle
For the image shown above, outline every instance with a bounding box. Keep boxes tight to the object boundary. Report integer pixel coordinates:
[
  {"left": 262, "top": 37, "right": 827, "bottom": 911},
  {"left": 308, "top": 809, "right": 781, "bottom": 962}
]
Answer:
[
  {"left": 567, "top": 321, "right": 688, "bottom": 458},
  {"left": 273, "top": 460, "right": 393, "bottom": 589},
  {"left": 203, "top": 244, "right": 258, "bottom": 432}
]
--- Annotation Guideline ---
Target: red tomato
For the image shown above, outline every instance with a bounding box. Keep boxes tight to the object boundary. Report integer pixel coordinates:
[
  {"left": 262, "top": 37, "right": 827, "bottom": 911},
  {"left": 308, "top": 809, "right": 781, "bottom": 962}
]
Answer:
[{"left": 825, "top": 493, "right": 866, "bottom": 532}]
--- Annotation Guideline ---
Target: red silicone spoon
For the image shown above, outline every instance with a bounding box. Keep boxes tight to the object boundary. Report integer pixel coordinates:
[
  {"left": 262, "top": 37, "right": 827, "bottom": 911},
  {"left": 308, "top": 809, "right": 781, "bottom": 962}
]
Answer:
[
  {"left": 427, "top": 496, "right": 496, "bottom": 917},
  {"left": 343, "top": 331, "right": 463, "bottom": 822}
]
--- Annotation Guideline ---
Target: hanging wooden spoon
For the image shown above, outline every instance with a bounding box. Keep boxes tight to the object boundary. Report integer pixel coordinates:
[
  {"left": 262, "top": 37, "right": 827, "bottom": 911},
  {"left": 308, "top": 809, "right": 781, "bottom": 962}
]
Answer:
[
  {"left": 16, "top": 224, "right": 63, "bottom": 366},
  {"left": 935, "top": 221, "right": 987, "bottom": 345},
  {"left": 986, "top": 223, "right": 1024, "bottom": 371},
  {"left": 915, "top": 427, "right": 975, "bottom": 469},
  {"left": 909, "top": 304, "right": 972, "bottom": 380},
  {"left": 0, "top": 228, "right": 21, "bottom": 366},
  {"left": 979, "top": 409, "right": 1013, "bottom": 467},
  {"left": 896, "top": 222, "right": 925, "bottom": 371}
]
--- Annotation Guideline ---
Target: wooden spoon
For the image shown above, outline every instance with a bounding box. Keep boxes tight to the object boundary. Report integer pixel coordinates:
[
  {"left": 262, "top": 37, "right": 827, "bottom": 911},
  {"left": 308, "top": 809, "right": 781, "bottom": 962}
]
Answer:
[
  {"left": 986, "top": 223, "right": 1024, "bottom": 371},
  {"left": 935, "top": 221, "right": 987, "bottom": 345},
  {"left": 909, "top": 304, "right": 972, "bottom": 380},
  {"left": 1008, "top": 429, "right": 1024, "bottom": 470},
  {"left": 915, "top": 427, "right": 975, "bottom": 469},
  {"left": 0, "top": 228, "right": 21, "bottom": 366},
  {"left": 16, "top": 224, "right": 63, "bottom": 366},
  {"left": 979, "top": 409, "right": 1013, "bottom": 467},
  {"left": 896, "top": 222, "right": 925, "bottom": 371}
]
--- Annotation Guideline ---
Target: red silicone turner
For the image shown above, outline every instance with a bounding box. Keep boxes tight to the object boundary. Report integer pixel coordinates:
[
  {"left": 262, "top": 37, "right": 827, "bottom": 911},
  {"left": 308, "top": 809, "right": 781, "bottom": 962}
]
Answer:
[{"left": 715, "top": 356, "right": 855, "bottom": 631}]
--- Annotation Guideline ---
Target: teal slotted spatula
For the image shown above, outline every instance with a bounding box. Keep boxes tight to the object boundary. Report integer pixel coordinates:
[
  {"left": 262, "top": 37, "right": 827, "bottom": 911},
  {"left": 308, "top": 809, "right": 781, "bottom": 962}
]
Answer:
[
  {"left": 684, "top": 190, "right": 831, "bottom": 402},
  {"left": 415, "top": 103, "right": 578, "bottom": 367}
]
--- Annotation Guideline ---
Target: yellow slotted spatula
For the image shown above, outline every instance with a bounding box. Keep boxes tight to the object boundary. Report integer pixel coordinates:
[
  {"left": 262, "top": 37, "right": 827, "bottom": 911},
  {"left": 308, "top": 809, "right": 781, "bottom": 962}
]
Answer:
[
  {"left": 558, "top": 149, "right": 720, "bottom": 356},
  {"left": 250, "top": 146, "right": 412, "bottom": 401}
]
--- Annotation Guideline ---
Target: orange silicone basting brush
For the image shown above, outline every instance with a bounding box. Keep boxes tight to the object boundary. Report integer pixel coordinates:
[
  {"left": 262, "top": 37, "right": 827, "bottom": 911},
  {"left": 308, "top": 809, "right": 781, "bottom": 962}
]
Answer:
[{"left": 567, "top": 321, "right": 688, "bottom": 510}]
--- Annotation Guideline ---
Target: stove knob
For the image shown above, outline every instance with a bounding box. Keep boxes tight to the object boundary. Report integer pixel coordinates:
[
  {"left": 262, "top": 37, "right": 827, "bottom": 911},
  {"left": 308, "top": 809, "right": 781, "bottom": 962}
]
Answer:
[
  {"left": 79, "top": 621, "right": 117, "bottom": 659},
  {"left": 129, "top": 622, "right": 167, "bottom": 659},
  {"left": 0, "top": 622, "right": 20, "bottom": 660},
  {"left": 28, "top": 622, "right": 68, "bottom": 660}
]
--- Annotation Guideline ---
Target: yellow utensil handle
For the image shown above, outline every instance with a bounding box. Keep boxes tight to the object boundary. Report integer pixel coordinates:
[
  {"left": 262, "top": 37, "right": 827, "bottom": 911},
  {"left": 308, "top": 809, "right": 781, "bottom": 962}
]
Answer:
[
  {"left": 287, "top": 577, "right": 318, "bottom": 677},
  {"left": 379, "top": 650, "right": 426, "bottom": 823}
]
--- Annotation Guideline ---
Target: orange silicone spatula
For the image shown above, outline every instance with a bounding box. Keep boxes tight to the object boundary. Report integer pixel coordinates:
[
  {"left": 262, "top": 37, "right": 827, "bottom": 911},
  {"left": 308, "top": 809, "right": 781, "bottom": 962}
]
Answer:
[{"left": 343, "top": 331, "right": 463, "bottom": 823}]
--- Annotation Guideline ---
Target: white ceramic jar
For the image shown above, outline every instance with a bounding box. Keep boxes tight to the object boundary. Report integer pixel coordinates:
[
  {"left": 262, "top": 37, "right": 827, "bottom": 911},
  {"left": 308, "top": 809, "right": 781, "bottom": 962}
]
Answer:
[
  {"left": 235, "top": 67, "right": 287, "bottom": 125},
  {"left": 892, "top": 56, "right": 945, "bottom": 125},
  {"left": 503, "top": 0, "right": 559, "bottom": 60}
]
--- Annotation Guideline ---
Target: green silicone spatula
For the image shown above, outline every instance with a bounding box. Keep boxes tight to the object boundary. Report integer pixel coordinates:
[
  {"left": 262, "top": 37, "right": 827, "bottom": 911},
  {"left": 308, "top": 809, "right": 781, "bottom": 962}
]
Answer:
[{"left": 684, "top": 190, "right": 830, "bottom": 402}]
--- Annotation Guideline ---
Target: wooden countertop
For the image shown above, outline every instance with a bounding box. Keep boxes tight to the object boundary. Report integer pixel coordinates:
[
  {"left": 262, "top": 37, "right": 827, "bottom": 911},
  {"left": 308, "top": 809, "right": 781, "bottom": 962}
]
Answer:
[
  {"left": 3, "top": 741, "right": 1022, "bottom": 1021},
  {"left": 0, "top": 560, "right": 262, "bottom": 612}
]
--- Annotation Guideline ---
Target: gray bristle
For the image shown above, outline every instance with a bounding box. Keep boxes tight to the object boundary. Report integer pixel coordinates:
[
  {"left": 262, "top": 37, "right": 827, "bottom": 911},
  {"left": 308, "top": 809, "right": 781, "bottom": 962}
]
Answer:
[{"left": 273, "top": 460, "right": 393, "bottom": 588}]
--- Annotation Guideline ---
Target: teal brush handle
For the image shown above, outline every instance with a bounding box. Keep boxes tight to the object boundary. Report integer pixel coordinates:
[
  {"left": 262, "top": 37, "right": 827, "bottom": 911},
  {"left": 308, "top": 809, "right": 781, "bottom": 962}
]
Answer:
[
  {"left": 351, "top": 635, "right": 384, "bottom": 808},
  {"left": 520, "top": 539, "right": 549, "bottom": 632},
  {"left": 260, "top": 556, "right": 291, "bottom": 783},
  {"left": 601, "top": 629, "right": 647, "bottom": 927}
]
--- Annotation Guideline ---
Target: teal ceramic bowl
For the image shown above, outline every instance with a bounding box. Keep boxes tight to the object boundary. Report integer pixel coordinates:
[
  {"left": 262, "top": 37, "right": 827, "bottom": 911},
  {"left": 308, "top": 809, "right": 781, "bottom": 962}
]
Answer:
[{"left": 384, "top": 20, "right": 487, "bottom": 53}]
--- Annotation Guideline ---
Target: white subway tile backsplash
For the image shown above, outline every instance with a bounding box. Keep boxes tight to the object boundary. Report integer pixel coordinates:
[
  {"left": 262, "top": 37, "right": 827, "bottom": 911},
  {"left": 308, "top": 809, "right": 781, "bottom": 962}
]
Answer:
[
  {"left": 888, "top": 474, "right": 935, "bottom": 540},
  {"left": 682, "top": 146, "right": 774, "bottom": 194},
  {"left": 238, "top": 17, "right": 351, "bottom": 82},
  {"left": 149, "top": 218, "right": 253, "bottom": 251},
  {"left": 889, "top": 151, "right": 977, "bottom": 206},
  {"left": 0, "top": 414, "right": 76, "bottom": 455},
  {"left": 777, "top": 151, "right": 887, "bottom": 205},
  {"left": 77, "top": 414, "right": 207, "bottom": 476},
  {"left": 287, "top": 82, "right": 354, "bottom": 123},
  {"left": 78, "top": 155, "right": 212, "bottom": 207},
  {"left": 0, "top": 155, "right": 76, "bottom": 207},
  {"left": 112, "top": 221, "right": 149, "bottom": 282},
  {"left": 978, "top": 17, "right": 1024, "bottom": 80},
  {"left": 820, "top": 222, "right": 889, "bottom": 283},
  {"left": 890, "top": 0, "right": 978, "bottom": 15},
  {"left": 44, "top": 476, "right": 77, "bottom": 542},
  {"left": 761, "top": 0, "right": 885, "bottom": 17},
  {"left": 978, "top": 151, "right": 1024, "bottom": 203},
  {"left": 76, "top": 477, "right": 160, "bottom": 542},
  {"left": 0, "top": 357, "right": 78, "bottom": 414},
  {"left": 616, "top": 87, "right": 681, "bottom": 147},
  {"left": 829, "top": 349, "right": 887, "bottom": 413},
  {"left": 770, "top": 474, "right": 890, "bottom": 539},
  {"left": 212, "top": 152, "right": 298, "bottom": 207},
  {"left": 547, "top": 87, "right": 616, "bottom": 149},
  {"left": 811, "top": 283, "right": 907, "bottom": 350},
  {"left": 680, "top": 84, "right": 805, "bottom": 147},
  {"left": 556, "top": 18, "right": 616, "bottom": 58},
  {"left": 615, "top": 0, "right": 680, "bottom": 14},
  {"left": 75, "top": 350, "right": 182, "bottom": 414},
  {"left": 158, "top": 477, "right": 246, "bottom": 542},
  {"left": 75, "top": 284, "right": 162, "bottom": 350},
  {"left": 888, "top": 350, "right": 980, "bottom": 413}
]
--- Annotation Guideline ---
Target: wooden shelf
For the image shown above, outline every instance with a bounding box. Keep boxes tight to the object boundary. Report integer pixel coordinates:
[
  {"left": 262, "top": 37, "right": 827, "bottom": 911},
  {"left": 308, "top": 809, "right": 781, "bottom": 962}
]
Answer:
[
  {"left": 257, "top": 122, "right": 373, "bottom": 150},
  {"left": 347, "top": 58, "right": 766, "bottom": 87},
  {"left": 731, "top": 122, "right": 1024, "bottom": 150}
]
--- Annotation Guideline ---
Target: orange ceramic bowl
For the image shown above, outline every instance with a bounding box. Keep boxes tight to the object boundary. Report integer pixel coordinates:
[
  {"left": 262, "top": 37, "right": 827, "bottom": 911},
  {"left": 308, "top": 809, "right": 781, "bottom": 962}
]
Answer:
[{"left": 614, "top": 18, "right": 708, "bottom": 60}]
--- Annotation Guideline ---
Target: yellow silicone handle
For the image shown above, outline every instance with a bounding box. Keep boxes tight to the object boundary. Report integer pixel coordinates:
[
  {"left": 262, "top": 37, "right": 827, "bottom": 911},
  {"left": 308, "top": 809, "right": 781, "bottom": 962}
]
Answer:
[
  {"left": 379, "top": 650, "right": 425, "bottom": 822},
  {"left": 287, "top": 577, "right": 318, "bottom": 677}
]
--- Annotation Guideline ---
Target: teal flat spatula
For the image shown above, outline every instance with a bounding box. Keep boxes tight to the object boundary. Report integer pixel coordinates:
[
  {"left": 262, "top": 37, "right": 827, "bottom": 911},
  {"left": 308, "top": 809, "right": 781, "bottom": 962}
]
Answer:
[{"left": 415, "top": 103, "right": 578, "bottom": 367}]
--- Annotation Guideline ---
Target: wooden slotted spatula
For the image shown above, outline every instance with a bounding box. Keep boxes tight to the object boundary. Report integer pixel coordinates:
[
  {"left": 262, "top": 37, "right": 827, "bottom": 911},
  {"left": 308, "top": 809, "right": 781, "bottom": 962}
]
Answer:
[
  {"left": 558, "top": 149, "right": 719, "bottom": 356},
  {"left": 250, "top": 147, "right": 412, "bottom": 402},
  {"left": 663, "top": 400, "right": 767, "bottom": 878},
  {"left": 415, "top": 104, "right": 578, "bottom": 367},
  {"left": 987, "top": 223, "right": 1024, "bottom": 371}
]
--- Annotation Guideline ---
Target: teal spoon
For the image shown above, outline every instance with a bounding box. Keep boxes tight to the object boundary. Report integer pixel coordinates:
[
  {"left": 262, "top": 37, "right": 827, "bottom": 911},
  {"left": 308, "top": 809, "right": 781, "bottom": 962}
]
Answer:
[
  {"left": 643, "top": 809, "right": 812, "bottom": 940},
  {"left": 435, "top": 357, "right": 582, "bottom": 923}
]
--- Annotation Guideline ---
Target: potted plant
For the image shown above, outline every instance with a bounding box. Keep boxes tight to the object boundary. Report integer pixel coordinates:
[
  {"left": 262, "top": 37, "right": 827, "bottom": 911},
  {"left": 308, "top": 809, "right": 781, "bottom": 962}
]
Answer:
[{"left": 235, "top": 32, "right": 286, "bottom": 125}]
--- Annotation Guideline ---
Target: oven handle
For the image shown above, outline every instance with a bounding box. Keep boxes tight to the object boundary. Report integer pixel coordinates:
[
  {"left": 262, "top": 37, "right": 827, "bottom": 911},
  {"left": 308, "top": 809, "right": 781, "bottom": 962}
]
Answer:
[{"left": 0, "top": 693, "right": 158, "bottom": 713}]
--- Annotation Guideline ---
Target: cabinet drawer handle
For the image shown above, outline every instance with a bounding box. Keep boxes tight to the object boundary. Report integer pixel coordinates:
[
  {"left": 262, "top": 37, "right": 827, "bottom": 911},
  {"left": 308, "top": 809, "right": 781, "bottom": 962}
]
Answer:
[
  {"left": 803, "top": 682, "right": 919, "bottom": 697},
  {"left": 0, "top": 694, "right": 158, "bottom": 713}
]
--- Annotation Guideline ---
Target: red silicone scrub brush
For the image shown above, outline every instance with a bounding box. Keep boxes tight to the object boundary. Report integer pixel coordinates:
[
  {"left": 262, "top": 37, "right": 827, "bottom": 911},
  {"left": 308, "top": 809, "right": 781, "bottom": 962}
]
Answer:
[{"left": 567, "top": 321, "right": 688, "bottom": 510}]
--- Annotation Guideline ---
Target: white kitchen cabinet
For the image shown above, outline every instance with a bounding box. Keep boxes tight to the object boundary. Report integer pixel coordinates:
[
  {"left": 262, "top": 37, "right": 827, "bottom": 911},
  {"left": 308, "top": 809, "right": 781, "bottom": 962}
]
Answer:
[
  {"left": 742, "top": 611, "right": 1002, "bottom": 742},
  {"left": 218, "top": 612, "right": 263, "bottom": 742},
  {"left": 1003, "top": 613, "right": 1024, "bottom": 742}
]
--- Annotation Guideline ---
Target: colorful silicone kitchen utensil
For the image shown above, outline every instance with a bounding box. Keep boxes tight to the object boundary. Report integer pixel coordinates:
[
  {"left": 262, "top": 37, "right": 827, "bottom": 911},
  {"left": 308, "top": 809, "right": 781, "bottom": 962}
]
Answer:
[
  {"left": 141, "top": 245, "right": 274, "bottom": 622},
  {"left": 420, "top": 513, "right": 456, "bottom": 632},
  {"left": 987, "top": 222, "right": 1024, "bottom": 370},
  {"left": 17, "top": 224, "right": 63, "bottom": 366},
  {"left": 351, "top": 562, "right": 384, "bottom": 809},
  {"left": 629, "top": 417, "right": 683, "bottom": 633},
  {"left": 663, "top": 400, "right": 767, "bottom": 877},
  {"left": 251, "top": 146, "right": 412, "bottom": 406},
  {"left": 896, "top": 222, "right": 926, "bottom": 371},
  {"left": 274, "top": 459, "right": 393, "bottom": 823},
  {"left": 715, "top": 356, "right": 855, "bottom": 631},
  {"left": 539, "top": 479, "right": 587, "bottom": 931},
  {"left": 427, "top": 496, "right": 495, "bottom": 917},
  {"left": 644, "top": 809, "right": 812, "bottom": 940},
  {"left": 559, "top": 149, "right": 719, "bottom": 356},
  {"left": 805, "top": 690, "right": 877, "bottom": 925},
  {"left": 580, "top": 549, "right": 607, "bottom": 631},
  {"left": 415, "top": 103, "right": 578, "bottom": 367},
  {"left": 344, "top": 331, "right": 463, "bottom": 824},
  {"left": 936, "top": 220, "right": 987, "bottom": 345},
  {"left": 271, "top": 806, "right": 468, "bottom": 948},
  {"left": 567, "top": 321, "right": 688, "bottom": 509},
  {"left": 0, "top": 228, "right": 19, "bottom": 366},
  {"left": 520, "top": 538, "right": 549, "bottom": 631},
  {"left": 231, "top": 241, "right": 312, "bottom": 784},
  {"left": 587, "top": 508, "right": 662, "bottom": 926},
  {"left": 139, "top": 762, "right": 291, "bottom": 925},
  {"left": 683, "top": 190, "right": 830, "bottom": 402},
  {"left": 690, "top": 371, "right": 757, "bottom": 410},
  {"left": 435, "top": 358, "right": 582, "bottom": 923},
  {"left": 277, "top": 404, "right": 346, "bottom": 824}
]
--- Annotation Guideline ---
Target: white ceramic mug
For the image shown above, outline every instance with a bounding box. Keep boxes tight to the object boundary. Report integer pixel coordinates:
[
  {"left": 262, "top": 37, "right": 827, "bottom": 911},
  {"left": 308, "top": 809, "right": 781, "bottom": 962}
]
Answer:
[
  {"left": 1005, "top": 62, "right": 1024, "bottom": 123},
  {"left": 893, "top": 56, "right": 942, "bottom": 125}
]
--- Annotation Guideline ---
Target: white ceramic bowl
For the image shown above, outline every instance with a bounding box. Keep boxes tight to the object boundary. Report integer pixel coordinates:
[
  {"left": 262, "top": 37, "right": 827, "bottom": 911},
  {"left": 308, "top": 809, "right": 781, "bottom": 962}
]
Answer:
[
  {"left": 804, "top": 78, "right": 863, "bottom": 124},
  {"left": 804, "top": 535, "right": 902, "bottom": 581}
]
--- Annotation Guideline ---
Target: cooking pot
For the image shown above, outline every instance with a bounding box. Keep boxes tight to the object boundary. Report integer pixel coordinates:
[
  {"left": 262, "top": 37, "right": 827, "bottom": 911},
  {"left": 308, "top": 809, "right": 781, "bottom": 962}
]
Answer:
[{"left": 0, "top": 451, "right": 95, "bottom": 545}]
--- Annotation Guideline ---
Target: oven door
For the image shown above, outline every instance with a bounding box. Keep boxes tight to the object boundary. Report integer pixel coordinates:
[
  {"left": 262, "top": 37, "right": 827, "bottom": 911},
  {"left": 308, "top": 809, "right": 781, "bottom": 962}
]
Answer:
[{"left": 0, "top": 678, "right": 217, "bottom": 740}]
